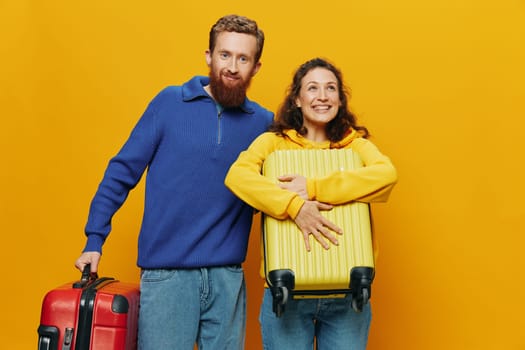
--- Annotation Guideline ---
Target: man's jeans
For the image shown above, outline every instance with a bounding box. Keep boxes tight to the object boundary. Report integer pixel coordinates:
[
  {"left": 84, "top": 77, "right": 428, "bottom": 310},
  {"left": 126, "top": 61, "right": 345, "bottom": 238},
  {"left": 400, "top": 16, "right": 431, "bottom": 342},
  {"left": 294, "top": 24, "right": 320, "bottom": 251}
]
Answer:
[
  {"left": 260, "top": 288, "right": 371, "bottom": 350},
  {"left": 138, "top": 266, "right": 246, "bottom": 350}
]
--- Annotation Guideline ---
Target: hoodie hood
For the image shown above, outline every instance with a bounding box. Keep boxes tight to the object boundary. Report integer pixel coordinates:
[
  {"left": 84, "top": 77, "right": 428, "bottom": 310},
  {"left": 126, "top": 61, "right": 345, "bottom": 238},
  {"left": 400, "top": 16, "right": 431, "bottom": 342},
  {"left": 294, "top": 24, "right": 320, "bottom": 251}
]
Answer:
[{"left": 282, "top": 128, "right": 360, "bottom": 149}]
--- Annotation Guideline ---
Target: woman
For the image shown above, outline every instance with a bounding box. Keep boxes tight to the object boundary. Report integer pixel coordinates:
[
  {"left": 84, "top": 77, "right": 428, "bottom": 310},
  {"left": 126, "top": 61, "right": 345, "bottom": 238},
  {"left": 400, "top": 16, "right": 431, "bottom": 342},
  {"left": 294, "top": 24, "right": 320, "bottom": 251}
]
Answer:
[{"left": 225, "top": 58, "right": 397, "bottom": 350}]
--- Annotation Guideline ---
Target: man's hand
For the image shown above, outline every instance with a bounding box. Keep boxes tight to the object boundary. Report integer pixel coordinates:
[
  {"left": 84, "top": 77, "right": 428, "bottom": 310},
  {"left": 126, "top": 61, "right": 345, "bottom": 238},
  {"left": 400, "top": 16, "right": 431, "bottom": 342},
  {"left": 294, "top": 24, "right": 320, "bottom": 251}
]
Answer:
[
  {"left": 75, "top": 251, "right": 101, "bottom": 273},
  {"left": 293, "top": 201, "right": 343, "bottom": 251}
]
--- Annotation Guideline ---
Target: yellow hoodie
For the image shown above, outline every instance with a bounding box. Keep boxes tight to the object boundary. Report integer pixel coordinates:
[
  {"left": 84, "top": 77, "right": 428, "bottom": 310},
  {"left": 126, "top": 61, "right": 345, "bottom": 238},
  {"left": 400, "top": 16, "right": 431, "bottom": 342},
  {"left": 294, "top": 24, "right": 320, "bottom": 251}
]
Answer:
[
  {"left": 225, "top": 128, "right": 397, "bottom": 280},
  {"left": 225, "top": 128, "right": 397, "bottom": 219}
]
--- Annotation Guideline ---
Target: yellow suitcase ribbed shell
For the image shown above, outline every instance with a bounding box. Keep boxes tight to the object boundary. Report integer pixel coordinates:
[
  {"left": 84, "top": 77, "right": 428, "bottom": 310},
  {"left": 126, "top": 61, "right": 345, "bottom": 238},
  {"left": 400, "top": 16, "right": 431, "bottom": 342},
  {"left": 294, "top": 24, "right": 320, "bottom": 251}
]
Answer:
[{"left": 262, "top": 149, "right": 374, "bottom": 294}]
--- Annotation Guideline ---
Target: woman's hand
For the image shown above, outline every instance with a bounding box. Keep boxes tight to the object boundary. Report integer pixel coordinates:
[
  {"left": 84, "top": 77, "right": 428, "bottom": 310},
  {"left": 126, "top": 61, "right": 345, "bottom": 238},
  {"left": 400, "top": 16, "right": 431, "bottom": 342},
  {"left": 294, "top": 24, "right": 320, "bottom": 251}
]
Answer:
[
  {"left": 278, "top": 174, "right": 308, "bottom": 200},
  {"left": 293, "top": 201, "right": 343, "bottom": 251}
]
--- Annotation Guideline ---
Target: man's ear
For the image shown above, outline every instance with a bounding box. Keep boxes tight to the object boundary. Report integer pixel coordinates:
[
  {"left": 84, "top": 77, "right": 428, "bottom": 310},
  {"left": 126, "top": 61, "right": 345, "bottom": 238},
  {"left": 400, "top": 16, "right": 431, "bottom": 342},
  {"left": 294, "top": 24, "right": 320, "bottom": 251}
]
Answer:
[
  {"left": 251, "top": 61, "right": 262, "bottom": 76},
  {"left": 205, "top": 50, "right": 212, "bottom": 66}
]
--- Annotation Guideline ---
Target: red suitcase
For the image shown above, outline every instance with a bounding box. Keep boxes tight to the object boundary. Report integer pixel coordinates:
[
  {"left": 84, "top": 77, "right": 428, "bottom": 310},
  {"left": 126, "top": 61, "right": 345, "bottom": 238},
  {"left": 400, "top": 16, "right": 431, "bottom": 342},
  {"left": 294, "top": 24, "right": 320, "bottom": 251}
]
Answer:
[{"left": 37, "top": 266, "right": 140, "bottom": 350}]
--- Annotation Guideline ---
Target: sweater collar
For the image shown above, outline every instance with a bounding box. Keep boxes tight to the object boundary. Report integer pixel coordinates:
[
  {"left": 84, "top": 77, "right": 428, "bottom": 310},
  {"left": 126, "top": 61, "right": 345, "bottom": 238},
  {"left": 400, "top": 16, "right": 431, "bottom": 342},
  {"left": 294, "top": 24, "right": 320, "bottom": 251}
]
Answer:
[
  {"left": 282, "top": 128, "right": 359, "bottom": 149},
  {"left": 181, "top": 75, "right": 255, "bottom": 114}
]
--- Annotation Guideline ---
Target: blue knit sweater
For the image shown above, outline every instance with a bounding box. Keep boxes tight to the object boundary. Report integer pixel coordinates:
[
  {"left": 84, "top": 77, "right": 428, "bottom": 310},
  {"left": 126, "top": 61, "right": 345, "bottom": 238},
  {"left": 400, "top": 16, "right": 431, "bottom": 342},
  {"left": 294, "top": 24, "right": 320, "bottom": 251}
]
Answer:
[{"left": 83, "top": 76, "right": 273, "bottom": 268}]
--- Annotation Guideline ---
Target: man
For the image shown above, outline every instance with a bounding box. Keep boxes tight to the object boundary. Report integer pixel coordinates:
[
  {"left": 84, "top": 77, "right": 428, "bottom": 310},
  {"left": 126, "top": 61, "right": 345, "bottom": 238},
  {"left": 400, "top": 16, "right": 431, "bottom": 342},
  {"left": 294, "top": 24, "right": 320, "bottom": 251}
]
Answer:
[{"left": 75, "top": 14, "right": 273, "bottom": 350}]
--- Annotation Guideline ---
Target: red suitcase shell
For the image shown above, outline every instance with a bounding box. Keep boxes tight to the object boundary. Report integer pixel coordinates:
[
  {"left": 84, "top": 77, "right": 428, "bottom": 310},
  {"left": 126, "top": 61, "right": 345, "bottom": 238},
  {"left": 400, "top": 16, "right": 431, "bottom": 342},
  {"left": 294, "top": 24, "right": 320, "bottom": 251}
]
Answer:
[{"left": 38, "top": 267, "right": 140, "bottom": 350}]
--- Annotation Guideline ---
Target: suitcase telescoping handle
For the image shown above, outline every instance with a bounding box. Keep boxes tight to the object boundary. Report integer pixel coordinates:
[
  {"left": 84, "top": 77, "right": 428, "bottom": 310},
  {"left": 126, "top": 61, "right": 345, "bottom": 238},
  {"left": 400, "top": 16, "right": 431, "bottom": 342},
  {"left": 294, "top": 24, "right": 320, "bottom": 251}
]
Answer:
[
  {"left": 81, "top": 264, "right": 98, "bottom": 282},
  {"left": 72, "top": 264, "right": 99, "bottom": 289}
]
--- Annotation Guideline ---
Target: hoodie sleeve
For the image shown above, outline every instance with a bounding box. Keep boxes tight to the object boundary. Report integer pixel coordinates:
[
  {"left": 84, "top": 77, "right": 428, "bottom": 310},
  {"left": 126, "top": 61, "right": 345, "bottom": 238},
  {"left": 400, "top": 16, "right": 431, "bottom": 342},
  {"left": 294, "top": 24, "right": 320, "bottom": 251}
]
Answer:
[
  {"left": 225, "top": 133, "right": 305, "bottom": 220},
  {"left": 307, "top": 138, "right": 398, "bottom": 204}
]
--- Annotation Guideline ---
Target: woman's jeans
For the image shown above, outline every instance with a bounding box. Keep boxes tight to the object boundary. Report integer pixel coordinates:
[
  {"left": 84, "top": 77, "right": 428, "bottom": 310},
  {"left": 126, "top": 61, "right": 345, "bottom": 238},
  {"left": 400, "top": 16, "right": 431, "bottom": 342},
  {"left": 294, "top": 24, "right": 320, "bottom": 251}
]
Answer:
[
  {"left": 138, "top": 265, "right": 246, "bottom": 350},
  {"left": 260, "top": 288, "right": 371, "bottom": 350}
]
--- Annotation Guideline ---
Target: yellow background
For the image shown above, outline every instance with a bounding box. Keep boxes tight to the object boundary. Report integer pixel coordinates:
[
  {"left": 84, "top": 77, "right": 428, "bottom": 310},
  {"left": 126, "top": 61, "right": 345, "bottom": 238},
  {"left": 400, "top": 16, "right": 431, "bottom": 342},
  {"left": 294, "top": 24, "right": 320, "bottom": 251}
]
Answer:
[{"left": 1, "top": 0, "right": 524, "bottom": 349}]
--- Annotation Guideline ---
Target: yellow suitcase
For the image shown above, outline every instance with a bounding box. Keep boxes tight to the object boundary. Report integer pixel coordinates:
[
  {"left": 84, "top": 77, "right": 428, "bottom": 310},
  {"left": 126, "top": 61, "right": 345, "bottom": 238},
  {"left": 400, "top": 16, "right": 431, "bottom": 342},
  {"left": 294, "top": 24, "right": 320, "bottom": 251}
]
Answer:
[{"left": 262, "top": 149, "right": 375, "bottom": 316}]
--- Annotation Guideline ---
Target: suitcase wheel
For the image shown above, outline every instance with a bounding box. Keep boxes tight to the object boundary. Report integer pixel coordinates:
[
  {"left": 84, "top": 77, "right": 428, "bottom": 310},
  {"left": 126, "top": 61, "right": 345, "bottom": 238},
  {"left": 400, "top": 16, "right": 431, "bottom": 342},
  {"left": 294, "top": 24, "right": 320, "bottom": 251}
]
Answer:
[
  {"left": 268, "top": 269, "right": 294, "bottom": 317},
  {"left": 350, "top": 267, "right": 374, "bottom": 313},
  {"left": 351, "top": 287, "right": 369, "bottom": 313},
  {"left": 271, "top": 286, "right": 289, "bottom": 317}
]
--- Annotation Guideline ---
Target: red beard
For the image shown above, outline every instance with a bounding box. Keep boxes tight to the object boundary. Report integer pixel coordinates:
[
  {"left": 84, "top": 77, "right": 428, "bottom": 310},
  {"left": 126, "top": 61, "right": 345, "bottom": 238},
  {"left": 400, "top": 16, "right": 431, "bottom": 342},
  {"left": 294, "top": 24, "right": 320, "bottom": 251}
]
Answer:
[{"left": 208, "top": 68, "right": 253, "bottom": 108}]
